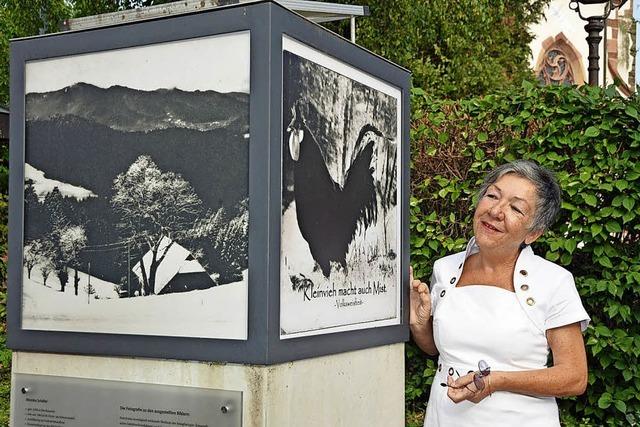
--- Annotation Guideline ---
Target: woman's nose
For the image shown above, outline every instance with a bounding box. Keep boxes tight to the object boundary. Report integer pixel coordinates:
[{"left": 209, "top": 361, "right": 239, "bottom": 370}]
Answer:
[{"left": 489, "top": 203, "right": 505, "bottom": 219}]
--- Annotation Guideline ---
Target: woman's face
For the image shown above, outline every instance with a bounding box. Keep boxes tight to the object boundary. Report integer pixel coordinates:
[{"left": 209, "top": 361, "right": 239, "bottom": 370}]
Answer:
[{"left": 473, "top": 173, "right": 543, "bottom": 253}]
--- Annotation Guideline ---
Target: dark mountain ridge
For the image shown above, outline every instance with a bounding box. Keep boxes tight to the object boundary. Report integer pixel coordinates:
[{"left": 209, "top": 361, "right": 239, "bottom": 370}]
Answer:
[{"left": 26, "top": 82, "right": 249, "bottom": 133}]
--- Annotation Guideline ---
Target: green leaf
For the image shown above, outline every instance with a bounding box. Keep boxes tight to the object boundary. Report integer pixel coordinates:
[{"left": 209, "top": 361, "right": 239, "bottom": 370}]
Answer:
[
  {"left": 598, "top": 257, "right": 613, "bottom": 268},
  {"left": 614, "top": 400, "right": 627, "bottom": 413},
  {"left": 622, "top": 211, "right": 635, "bottom": 223},
  {"left": 477, "top": 132, "right": 488, "bottom": 142},
  {"left": 591, "top": 223, "right": 603, "bottom": 236},
  {"left": 625, "top": 105, "right": 638, "bottom": 119},
  {"left": 614, "top": 180, "right": 628, "bottom": 191},
  {"left": 584, "top": 126, "right": 600, "bottom": 138},
  {"left": 546, "top": 251, "right": 559, "bottom": 262},
  {"left": 598, "top": 392, "right": 613, "bottom": 409},
  {"left": 521, "top": 80, "right": 534, "bottom": 90},
  {"left": 563, "top": 240, "right": 576, "bottom": 253},
  {"left": 583, "top": 194, "right": 598, "bottom": 207},
  {"left": 605, "top": 221, "right": 622, "bottom": 233},
  {"left": 622, "top": 197, "right": 635, "bottom": 211}
]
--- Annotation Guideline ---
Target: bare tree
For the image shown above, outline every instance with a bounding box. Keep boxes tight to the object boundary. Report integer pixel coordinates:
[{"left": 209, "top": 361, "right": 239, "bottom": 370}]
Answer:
[
  {"left": 24, "top": 239, "right": 45, "bottom": 279},
  {"left": 39, "top": 257, "right": 54, "bottom": 287},
  {"left": 111, "top": 155, "right": 204, "bottom": 296},
  {"left": 41, "top": 187, "right": 74, "bottom": 292},
  {"left": 26, "top": 239, "right": 55, "bottom": 286},
  {"left": 58, "top": 226, "right": 87, "bottom": 295},
  {"left": 84, "top": 281, "right": 96, "bottom": 302}
]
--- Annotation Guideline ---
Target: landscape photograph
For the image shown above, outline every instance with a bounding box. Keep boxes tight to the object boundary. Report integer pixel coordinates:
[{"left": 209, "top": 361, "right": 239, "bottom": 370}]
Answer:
[{"left": 21, "top": 32, "right": 251, "bottom": 339}]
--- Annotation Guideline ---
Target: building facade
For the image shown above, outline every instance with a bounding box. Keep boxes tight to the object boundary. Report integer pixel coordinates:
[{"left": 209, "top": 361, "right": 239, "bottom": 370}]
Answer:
[{"left": 530, "top": 0, "right": 636, "bottom": 94}]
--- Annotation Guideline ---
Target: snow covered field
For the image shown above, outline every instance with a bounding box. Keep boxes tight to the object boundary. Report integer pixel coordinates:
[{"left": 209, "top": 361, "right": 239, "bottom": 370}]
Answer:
[{"left": 21, "top": 267, "right": 248, "bottom": 339}]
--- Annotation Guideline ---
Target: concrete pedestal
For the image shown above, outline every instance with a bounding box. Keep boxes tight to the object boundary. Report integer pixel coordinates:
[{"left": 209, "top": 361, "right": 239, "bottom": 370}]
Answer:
[{"left": 11, "top": 343, "right": 405, "bottom": 427}]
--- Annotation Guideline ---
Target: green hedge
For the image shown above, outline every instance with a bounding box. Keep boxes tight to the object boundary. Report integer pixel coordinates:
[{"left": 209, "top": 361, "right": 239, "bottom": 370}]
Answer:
[{"left": 407, "top": 82, "right": 640, "bottom": 426}]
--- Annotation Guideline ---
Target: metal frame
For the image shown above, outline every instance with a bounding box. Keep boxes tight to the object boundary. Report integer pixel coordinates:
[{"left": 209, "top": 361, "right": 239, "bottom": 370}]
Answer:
[
  {"left": 8, "top": 0, "right": 409, "bottom": 365},
  {"left": 266, "top": 3, "right": 410, "bottom": 363}
]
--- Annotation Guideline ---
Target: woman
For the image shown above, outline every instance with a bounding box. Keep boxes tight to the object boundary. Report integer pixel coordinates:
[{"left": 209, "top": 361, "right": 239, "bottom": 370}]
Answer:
[{"left": 410, "top": 160, "right": 590, "bottom": 426}]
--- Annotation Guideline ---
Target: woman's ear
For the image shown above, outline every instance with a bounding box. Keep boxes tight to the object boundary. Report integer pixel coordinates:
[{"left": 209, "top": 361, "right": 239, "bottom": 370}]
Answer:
[{"left": 524, "top": 229, "right": 544, "bottom": 245}]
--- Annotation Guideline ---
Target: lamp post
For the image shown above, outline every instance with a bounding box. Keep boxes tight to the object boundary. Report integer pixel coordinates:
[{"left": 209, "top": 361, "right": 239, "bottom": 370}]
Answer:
[{"left": 569, "top": 0, "right": 628, "bottom": 86}]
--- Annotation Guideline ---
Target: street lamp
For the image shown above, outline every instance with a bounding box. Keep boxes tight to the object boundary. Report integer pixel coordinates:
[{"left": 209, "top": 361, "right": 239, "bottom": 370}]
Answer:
[{"left": 569, "top": 0, "right": 628, "bottom": 86}]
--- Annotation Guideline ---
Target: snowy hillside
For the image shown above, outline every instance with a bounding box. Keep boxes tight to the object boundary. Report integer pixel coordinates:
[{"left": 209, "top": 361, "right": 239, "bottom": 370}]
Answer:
[
  {"left": 21, "top": 266, "right": 248, "bottom": 339},
  {"left": 25, "top": 163, "right": 97, "bottom": 201}
]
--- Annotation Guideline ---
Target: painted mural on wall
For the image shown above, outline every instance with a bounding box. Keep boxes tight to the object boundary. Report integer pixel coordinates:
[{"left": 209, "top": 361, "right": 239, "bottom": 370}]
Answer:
[
  {"left": 21, "top": 32, "right": 250, "bottom": 340},
  {"left": 280, "top": 36, "right": 401, "bottom": 338}
]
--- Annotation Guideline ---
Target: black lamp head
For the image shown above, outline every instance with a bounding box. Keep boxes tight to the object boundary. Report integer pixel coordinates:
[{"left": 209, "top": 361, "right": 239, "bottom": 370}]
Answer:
[{"left": 570, "top": 0, "right": 628, "bottom": 20}]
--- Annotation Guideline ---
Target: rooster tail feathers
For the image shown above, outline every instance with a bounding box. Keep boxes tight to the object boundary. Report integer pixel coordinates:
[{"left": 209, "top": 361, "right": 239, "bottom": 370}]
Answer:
[{"left": 343, "top": 140, "right": 378, "bottom": 243}]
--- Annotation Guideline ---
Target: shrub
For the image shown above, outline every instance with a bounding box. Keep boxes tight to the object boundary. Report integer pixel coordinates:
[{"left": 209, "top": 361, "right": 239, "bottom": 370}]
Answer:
[{"left": 408, "top": 82, "right": 640, "bottom": 426}]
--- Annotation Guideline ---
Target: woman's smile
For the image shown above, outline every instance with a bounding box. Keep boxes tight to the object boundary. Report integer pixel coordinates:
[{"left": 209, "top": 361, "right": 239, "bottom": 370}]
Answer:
[{"left": 480, "top": 221, "right": 502, "bottom": 233}]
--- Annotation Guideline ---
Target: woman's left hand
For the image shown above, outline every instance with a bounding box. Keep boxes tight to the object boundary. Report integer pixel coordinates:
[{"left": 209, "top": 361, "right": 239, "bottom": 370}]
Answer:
[{"left": 447, "top": 371, "right": 493, "bottom": 404}]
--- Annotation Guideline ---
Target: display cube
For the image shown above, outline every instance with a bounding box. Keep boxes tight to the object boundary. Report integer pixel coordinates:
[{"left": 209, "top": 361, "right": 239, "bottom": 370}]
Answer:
[{"left": 8, "top": 0, "right": 410, "bottom": 364}]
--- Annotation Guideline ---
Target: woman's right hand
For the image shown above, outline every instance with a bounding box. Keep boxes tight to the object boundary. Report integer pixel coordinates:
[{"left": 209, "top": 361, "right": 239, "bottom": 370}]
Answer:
[{"left": 409, "top": 266, "right": 432, "bottom": 327}]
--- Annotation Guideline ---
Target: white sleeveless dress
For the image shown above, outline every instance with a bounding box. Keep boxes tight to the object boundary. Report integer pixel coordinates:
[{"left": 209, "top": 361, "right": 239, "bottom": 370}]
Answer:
[{"left": 424, "top": 285, "right": 561, "bottom": 427}]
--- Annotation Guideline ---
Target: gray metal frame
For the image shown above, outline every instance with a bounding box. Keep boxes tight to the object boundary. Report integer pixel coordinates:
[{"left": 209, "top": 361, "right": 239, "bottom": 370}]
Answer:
[{"left": 8, "top": 0, "right": 409, "bottom": 365}]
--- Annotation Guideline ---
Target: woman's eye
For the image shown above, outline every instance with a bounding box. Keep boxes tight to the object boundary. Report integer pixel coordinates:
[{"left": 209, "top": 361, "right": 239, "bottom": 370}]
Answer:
[
  {"left": 486, "top": 193, "right": 498, "bottom": 199},
  {"left": 511, "top": 206, "right": 524, "bottom": 215}
]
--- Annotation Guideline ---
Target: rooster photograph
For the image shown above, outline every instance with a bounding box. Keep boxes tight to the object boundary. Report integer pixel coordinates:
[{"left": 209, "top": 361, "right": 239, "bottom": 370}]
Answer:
[
  {"left": 280, "top": 44, "right": 401, "bottom": 338},
  {"left": 286, "top": 101, "right": 381, "bottom": 278}
]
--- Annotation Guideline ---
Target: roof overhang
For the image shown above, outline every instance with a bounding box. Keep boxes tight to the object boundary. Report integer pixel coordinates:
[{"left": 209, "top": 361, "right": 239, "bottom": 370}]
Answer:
[{"left": 63, "top": 0, "right": 369, "bottom": 31}]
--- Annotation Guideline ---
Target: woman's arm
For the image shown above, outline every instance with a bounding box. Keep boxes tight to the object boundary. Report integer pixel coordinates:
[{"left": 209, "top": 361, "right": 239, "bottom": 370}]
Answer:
[
  {"left": 409, "top": 267, "right": 438, "bottom": 356},
  {"left": 410, "top": 318, "right": 438, "bottom": 356},
  {"left": 448, "top": 322, "right": 587, "bottom": 403}
]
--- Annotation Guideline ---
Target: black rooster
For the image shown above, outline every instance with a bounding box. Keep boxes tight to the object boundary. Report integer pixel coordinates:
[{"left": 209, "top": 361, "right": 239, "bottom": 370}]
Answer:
[{"left": 287, "top": 102, "right": 380, "bottom": 278}]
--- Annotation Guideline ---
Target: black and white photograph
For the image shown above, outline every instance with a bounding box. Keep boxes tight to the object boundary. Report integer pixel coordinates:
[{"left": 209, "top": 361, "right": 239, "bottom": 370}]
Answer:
[
  {"left": 280, "top": 37, "right": 401, "bottom": 338},
  {"left": 21, "top": 31, "right": 250, "bottom": 340}
]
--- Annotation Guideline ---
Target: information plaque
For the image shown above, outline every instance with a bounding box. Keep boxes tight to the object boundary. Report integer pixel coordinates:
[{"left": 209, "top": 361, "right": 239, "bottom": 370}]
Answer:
[{"left": 12, "top": 374, "right": 242, "bottom": 427}]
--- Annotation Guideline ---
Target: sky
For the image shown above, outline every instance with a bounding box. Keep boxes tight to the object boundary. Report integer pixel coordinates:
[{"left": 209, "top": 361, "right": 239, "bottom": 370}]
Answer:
[{"left": 25, "top": 31, "right": 250, "bottom": 94}]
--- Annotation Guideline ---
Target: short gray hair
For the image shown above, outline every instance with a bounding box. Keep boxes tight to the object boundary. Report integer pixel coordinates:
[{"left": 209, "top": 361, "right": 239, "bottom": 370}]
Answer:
[{"left": 477, "top": 160, "right": 561, "bottom": 232}]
